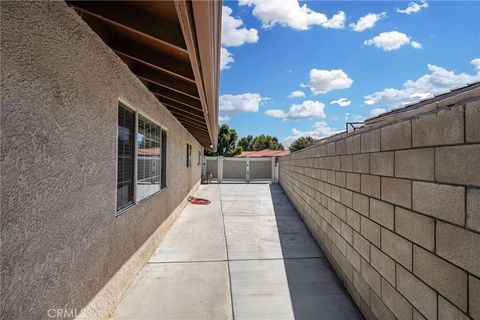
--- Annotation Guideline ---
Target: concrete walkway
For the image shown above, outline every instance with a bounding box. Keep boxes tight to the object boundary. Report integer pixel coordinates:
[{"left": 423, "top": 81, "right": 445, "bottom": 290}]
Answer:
[{"left": 110, "top": 183, "right": 361, "bottom": 320}]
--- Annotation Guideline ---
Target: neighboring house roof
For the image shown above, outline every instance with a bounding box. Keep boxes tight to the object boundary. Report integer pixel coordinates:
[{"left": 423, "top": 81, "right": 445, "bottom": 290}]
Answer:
[
  {"left": 237, "top": 149, "right": 290, "bottom": 158},
  {"left": 138, "top": 148, "right": 161, "bottom": 156}
]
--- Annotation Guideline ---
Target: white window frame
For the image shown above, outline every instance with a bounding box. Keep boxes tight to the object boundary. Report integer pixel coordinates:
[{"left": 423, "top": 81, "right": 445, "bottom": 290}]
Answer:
[
  {"left": 115, "top": 100, "right": 137, "bottom": 215},
  {"left": 160, "top": 128, "right": 168, "bottom": 190},
  {"left": 136, "top": 113, "right": 163, "bottom": 203}
]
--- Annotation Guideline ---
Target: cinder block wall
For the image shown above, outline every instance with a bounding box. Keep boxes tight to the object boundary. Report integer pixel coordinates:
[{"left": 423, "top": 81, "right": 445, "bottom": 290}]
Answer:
[{"left": 278, "top": 93, "right": 480, "bottom": 320}]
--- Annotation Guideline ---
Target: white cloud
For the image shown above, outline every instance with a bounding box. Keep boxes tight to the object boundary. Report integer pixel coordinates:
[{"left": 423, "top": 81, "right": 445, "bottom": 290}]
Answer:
[
  {"left": 322, "top": 11, "right": 347, "bottom": 29},
  {"left": 345, "top": 113, "right": 365, "bottom": 122},
  {"left": 220, "top": 6, "right": 258, "bottom": 70},
  {"left": 364, "top": 31, "right": 422, "bottom": 51},
  {"left": 349, "top": 12, "right": 386, "bottom": 32},
  {"left": 222, "top": 6, "right": 259, "bottom": 47},
  {"left": 285, "top": 100, "right": 326, "bottom": 119},
  {"left": 364, "top": 63, "right": 480, "bottom": 107},
  {"left": 265, "top": 109, "right": 286, "bottom": 118},
  {"left": 283, "top": 121, "right": 341, "bottom": 146},
  {"left": 409, "top": 92, "right": 433, "bottom": 100},
  {"left": 370, "top": 108, "right": 386, "bottom": 117},
  {"left": 330, "top": 98, "right": 352, "bottom": 107},
  {"left": 238, "top": 0, "right": 345, "bottom": 30},
  {"left": 219, "top": 115, "right": 231, "bottom": 122},
  {"left": 266, "top": 100, "right": 326, "bottom": 120},
  {"left": 288, "top": 90, "right": 305, "bottom": 98},
  {"left": 220, "top": 93, "right": 264, "bottom": 114},
  {"left": 396, "top": 0, "right": 429, "bottom": 15},
  {"left": 220, "top": 47, "right": 234, "bottom": 70},
  {"left": 411, "top": 41, "right": 422, "bottom": 49},
  {"left": 471, "top": 58, "right": 480, "bottom": 70},
  {"left": 308, "top": 68, "right": 353, "bottom": 94}
]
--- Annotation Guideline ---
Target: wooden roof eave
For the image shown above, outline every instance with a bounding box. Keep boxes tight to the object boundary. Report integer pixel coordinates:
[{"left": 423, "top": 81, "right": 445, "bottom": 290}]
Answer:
[
  {"left": 174, "top": 1, "right": 221, "bottom": 149},
  {"left": 191, "top": 0, "right": 222, "bottom": 150},
  {"left": 68, "top": 0, "right": 220, "bottom": 149}
]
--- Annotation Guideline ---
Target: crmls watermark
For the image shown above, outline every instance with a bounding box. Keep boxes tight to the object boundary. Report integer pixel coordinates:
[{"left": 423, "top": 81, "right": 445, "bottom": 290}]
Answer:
[{"left": 47, "top": 308, "right": 84, "bottom": 318}]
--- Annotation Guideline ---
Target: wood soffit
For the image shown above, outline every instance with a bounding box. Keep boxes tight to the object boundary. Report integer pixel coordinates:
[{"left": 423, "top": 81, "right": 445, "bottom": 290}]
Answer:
[{"left": 68, "top": 0, "right": 221, "bottom": 148}]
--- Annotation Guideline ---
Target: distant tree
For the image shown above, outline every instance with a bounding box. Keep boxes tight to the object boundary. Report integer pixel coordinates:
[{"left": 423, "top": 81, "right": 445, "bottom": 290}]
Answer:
[
  {"left": 206, "top": 129, "right": 285, "bottom": 157},
  {"left": 238, "top": 134, "right": 284, "bottom": 151},
  {"left": 252, "top": 134, "right": 284, "bottom": 151},
  {"left": 206, "top": 124, "right": 242, "bottom": 157},
  {"left": 289, "top": 136, "right": 314, "bottom": 152},
  {"left": 238, "top": 135, "right": 254, "bottom": 151}
]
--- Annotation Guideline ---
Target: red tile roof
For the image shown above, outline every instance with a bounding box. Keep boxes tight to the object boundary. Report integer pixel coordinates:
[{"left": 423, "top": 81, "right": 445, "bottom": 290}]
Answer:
[
  {"left": 236, "top": 149, "right": 290, "bottom": 158},
  {"left": 138, "top": 147, "right": 161, "bottom": 156}
]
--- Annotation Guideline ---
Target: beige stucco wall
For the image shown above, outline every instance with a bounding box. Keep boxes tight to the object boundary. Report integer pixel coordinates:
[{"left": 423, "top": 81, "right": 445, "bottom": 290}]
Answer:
[
  {"left": 279, "top": 90, "right": 480, "bottom": 320},
  {"left": 1, "top": 2, "right": 204, "bottom": 319}
]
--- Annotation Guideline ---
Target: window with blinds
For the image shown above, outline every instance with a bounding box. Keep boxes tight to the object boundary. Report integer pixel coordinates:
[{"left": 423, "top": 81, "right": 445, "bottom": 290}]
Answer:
[
  {"left": 161, "top": 129, "right": 167, "bottom": 189},
  {"left": 116, "top": 101, "right": 169, "bottom": 214},
  {"left": 137, "top": 115, "right": 161, "bottom": 201},
  {"left": 117, "top": 104, "right": 135, "bottom": 211}
]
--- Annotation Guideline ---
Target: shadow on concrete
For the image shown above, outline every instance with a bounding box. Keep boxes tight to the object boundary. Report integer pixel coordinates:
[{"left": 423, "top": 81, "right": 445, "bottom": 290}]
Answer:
[{"left": 269, "top": 183, "right": 362, "bottom": 320}]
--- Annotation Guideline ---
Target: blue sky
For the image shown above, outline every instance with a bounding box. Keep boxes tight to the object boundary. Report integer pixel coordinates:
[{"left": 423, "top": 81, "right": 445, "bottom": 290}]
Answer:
[{"left": 218, "top": 0, "right": 480, "bottom": 146}]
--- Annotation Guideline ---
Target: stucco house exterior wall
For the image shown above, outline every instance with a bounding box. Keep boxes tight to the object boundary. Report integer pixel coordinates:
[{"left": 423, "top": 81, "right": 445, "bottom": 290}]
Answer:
[{"left": 1, "top": 2, "right": 207, "bottom": 319}]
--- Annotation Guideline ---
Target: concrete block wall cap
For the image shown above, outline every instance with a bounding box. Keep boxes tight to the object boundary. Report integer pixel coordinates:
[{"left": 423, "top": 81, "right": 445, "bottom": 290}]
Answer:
[
  {"left": 367, "top": 95, "right": 478, "bottom": 134},
  {"left": 287, "top": 86, "right": 480, "bottom": 158},
  {"left": 309, "top": 132, "right": 347, "bottom": 149},
  {"left": 366, "top": 81, "right": 480, "bottom": 122}
]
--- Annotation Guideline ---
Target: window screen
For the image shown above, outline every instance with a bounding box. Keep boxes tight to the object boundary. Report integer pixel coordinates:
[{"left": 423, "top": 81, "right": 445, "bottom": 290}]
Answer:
[
  {"left": 117, "top": 104, "right": 135, "bottom": 211},
  {"left": 137, "top": 115, "right": 161, "bottom": 201},
  {"left": 161, "top": 129, "right": 167, "bottom": 189},
  {"left": 187, "top": 143, "right": 192, "bottom": 167}
]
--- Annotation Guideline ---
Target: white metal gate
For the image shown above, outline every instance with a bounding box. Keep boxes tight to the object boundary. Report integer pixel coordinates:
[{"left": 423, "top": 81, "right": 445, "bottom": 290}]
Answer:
[
  {"left": 250, "top": 158, "right": 273, "bottom": 180},
  {"left": 203, "top": 156, "right": 275, "bottom": 183},
  {"left": 205, "top": 157, "right": 218, "bottom": 180},
  {"left": 223, "top": 158, "right": 247, "bottom": 181}
]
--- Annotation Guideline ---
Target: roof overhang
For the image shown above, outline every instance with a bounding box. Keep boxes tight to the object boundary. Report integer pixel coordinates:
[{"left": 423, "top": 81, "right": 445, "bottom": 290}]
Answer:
[{"left": 68, "top": 1, "right": 221, "bottom": 149}]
